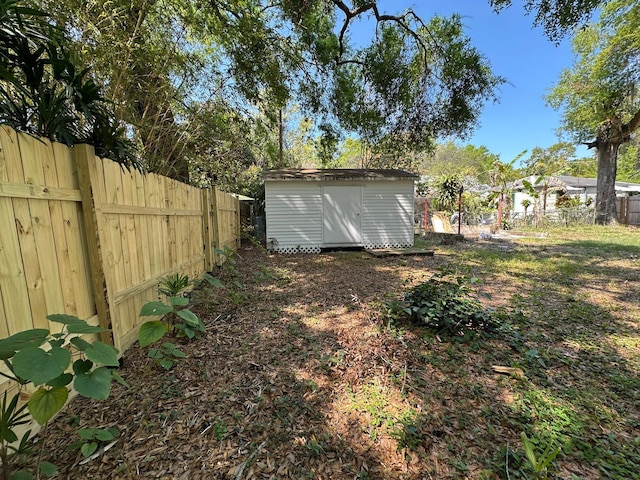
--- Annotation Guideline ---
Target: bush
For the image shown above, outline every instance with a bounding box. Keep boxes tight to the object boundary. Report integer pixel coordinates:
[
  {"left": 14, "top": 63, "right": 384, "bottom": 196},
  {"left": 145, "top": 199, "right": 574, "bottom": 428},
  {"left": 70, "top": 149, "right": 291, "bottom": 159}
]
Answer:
[{"left": 401, "top": 269, "right": 500, "bottom": 336}]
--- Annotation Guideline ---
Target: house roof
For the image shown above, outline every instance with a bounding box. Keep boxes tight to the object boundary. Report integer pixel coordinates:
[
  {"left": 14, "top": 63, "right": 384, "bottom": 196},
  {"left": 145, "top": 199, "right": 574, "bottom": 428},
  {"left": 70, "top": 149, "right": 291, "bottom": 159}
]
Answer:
[
  {"left": 511, "top": 175, "right": 640, "bottom": 192},
  {"left": 263, "top": 168, "right": 418, "bottom": 182}
]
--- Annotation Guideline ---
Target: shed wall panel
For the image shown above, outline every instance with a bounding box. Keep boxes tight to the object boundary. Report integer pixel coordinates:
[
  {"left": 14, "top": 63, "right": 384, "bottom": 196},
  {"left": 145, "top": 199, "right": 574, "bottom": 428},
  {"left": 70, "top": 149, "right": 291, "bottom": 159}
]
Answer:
[
  {"left": 265, "top": 182, "right": 323, "bottom": 252},
  {"left": 265, "top": 178, "right": 415, "bottom": 252},
  {"left": 362, "top": 182, "right": 414, "bottom": 248}
]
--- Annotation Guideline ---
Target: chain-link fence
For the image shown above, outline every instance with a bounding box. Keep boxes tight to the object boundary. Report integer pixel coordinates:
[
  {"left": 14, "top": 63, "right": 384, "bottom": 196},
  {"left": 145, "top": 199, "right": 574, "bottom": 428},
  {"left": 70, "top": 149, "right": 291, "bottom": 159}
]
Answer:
[
  {"left": 415, "top": 197, "right": 600, "bottom": 231},
  {"left": 510, "top": 207, "right": 596, "bottom": 228}
]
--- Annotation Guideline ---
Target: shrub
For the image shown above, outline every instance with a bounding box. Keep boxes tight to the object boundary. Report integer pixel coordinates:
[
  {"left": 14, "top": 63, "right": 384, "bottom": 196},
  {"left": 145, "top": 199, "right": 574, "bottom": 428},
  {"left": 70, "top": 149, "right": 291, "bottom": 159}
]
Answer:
[
  {"left": 0, "top": 314, "right": 124, "bottom": 479},
  {"left": 401, "top": 269, "right": 500, "bottom": 336}
]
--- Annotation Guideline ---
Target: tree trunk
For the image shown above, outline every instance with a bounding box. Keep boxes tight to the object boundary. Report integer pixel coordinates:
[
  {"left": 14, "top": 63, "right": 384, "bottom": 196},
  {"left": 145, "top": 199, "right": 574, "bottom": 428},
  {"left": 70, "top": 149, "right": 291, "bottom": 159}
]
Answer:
[{"left": 594, "top": 140, "right": 620, "bottom": 224}]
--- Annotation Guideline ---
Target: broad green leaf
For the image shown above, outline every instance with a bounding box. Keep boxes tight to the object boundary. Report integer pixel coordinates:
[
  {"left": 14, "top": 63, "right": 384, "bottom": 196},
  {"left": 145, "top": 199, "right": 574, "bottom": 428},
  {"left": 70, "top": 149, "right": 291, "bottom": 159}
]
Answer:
[
  {"left": 70, "top": 337, "right": 92, "bottom": 351},
  {"left": 10, "top": 470, "right": 34, "bottom": 480},
  {"left": 171, "top": 349, "right": 186, "bottom": 359},
  {"left": 66, "top": 322, "right": 106, "bottom": 334},
  {"left": 0, "top": 329, "right": 49, "bottom": 359},
  {"left": 168, "top": 296, "right": 189, "bottom": 306},
  {"left": 73, "top": 359, "right": 93, "bottom": 375},
  {"left": 95, "top": 428, "right": 118, "bottom": 441},
  {"left": 176, "top": 309, "right": 200, "bottom": 327},
  {"left": 39, "top": 461, "right": 57, "bottom": 477},
  {"left": 147, "top": 348, "right": 161, "bottom": 359},
  {"left": 158, "top": 359, "right": 173, "bottom": 369},
  {"left": 85, "top": 342, "right": 119, "bottom": 367},
  {"left": 13, "top": 347, "right": 71, "bottom": 385},
  {"left": 81, "top": 442, "right": 98, "bottom": 458},
  {"left": 78, "top": 428, "right": 96, "bottom": 440},
  {"left": 139, "top": 302, "right": 173, "bottom": 317},
  {"left": 203, "top": 275, "right": 224, "bottom": 288},
  {"left": 138, "top": 321, "right": 168, "bottom": 347},
  {"left": 74, "top": 367, "right": 111, "bottom": 400},
  {"left": 46, "top": 373, "right": 73, "bottom": 388},
  {"left": 28, "top": 387, "right": 68, "bottom": 425},
  {"left": 46, "top": 314, "right": 81, "bottom": 325}
]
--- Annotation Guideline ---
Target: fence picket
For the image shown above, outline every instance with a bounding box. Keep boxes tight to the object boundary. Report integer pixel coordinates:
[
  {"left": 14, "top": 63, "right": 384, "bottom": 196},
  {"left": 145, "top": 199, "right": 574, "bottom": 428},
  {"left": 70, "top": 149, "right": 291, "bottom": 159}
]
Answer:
[{"left": 1, "top": 128, "right": 241, "bottom": 354}]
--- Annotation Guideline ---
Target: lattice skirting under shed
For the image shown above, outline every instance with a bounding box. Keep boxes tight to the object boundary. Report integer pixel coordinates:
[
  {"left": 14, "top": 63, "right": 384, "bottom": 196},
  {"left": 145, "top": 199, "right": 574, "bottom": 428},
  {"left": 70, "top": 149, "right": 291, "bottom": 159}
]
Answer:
[
  {"left": 274, "top": 245, "right": 322, "bottom": 254},
  {"left": 272, "top": 241, "right": 413, "bottom": 253},
  {"left": 363, "top": 241, "right": 413, "bottom": 249}
]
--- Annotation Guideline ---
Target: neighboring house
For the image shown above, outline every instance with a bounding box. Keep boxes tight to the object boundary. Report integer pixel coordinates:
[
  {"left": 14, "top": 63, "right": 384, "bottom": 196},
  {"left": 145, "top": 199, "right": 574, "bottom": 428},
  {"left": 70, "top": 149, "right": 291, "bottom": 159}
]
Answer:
[
  {"left": 511, "top": 175, "right": 640, "bottom": 214},
  {"left": 264, "top": 168, "right": 417, "bottom": 253}
]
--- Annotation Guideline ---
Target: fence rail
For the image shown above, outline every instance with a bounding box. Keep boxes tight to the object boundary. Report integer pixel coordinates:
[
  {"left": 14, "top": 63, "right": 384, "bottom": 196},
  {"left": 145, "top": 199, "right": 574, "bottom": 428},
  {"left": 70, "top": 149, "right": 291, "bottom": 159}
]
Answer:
[{"left": 0, "top": 126, "right": 240, "bottom": 360}]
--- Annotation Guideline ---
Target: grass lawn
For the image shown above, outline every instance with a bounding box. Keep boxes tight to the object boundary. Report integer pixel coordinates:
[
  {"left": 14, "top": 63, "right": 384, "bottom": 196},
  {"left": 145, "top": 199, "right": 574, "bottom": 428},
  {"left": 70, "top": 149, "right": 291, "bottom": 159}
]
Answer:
[{"left": 39, "top": 226, "right": 639, "bottom": 479}]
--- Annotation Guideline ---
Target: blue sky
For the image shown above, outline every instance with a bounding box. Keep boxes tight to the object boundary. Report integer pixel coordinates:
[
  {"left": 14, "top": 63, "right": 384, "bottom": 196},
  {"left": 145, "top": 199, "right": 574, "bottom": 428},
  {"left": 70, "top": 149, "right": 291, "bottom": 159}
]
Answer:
[{"left": 349, "top": 1, "right": 593, "bottom": 164}]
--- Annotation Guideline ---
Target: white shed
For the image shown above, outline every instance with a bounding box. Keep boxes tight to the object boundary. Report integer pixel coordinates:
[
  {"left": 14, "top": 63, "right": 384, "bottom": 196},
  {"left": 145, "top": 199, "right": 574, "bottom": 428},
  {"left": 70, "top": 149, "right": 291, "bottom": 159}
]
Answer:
[{"left": 264, "top": 168, "right": 417, "bottom": 253}]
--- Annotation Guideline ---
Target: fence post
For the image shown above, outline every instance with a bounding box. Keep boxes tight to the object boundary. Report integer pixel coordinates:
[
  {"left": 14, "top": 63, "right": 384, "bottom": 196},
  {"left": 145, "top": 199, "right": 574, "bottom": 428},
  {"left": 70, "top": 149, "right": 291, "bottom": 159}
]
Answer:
[
  {"left": 625, "top": 197, "right": 630, "bottom": 225},
  {"left": 211, "top": 186, "right": 221, "bottom": 265},
  {"left": 74, "top": 144, "right": 113, "bottom": 346},
  {"left": 202, "top": 188, "right": 213, "bottom": 271},
  {"left": 236, "top": 196, "right": 241, "bottom": 249}
]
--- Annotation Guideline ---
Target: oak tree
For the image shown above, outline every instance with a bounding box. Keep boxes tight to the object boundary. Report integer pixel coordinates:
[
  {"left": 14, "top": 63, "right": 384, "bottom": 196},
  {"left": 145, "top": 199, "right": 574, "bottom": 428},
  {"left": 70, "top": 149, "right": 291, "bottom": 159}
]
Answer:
[{"left": 547, "top": 0, "right": 640, "bottom": 223}]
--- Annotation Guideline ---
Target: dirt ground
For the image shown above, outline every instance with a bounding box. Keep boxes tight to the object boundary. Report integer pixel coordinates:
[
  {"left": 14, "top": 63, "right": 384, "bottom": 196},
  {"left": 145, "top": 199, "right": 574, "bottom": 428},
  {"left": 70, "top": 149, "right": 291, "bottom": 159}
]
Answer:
[
  {"left": 29, "top": 238, "right": 640, "bottom": 479},
  {"left": 37, "top": 245, "right": 456, "bottom": 479}
]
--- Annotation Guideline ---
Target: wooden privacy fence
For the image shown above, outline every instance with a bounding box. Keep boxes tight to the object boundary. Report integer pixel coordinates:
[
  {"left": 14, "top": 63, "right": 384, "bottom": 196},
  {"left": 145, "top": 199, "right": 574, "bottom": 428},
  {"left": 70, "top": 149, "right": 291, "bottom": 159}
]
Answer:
[
  {"left": 617, "top": 197, "right": 640, "bottom": 226},
  {"left": 0, "top": 126, "right": 240, "bottom": 358}
]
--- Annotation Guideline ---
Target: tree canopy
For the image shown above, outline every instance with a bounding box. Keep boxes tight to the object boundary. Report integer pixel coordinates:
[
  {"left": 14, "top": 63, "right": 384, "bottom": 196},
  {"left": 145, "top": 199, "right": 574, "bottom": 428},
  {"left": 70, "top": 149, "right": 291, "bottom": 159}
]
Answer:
[
  {"left": 523, "top": 142, "right": 576, "bottom": 176},
  {"left": 547, "top": 0, "right": 640, "bottom": 223},
  {"left": 0, "top": 0, "right": 135, "bottom": 165},
  {"left": 28, "top": 0, "right": 505, "bottom": 183},
  {"left": 490, "top": 0, "right": 607, "bottom": 41},
  {"left": 2, "top": 0, "right": 612, "bottom": 190}
]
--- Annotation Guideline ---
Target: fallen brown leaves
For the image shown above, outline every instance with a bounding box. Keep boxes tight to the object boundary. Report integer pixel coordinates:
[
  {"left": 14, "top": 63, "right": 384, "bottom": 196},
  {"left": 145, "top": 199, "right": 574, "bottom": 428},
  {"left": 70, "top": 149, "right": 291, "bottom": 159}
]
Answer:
[{"left": 33, "top": 239, "right": 638, "bottom": 479}]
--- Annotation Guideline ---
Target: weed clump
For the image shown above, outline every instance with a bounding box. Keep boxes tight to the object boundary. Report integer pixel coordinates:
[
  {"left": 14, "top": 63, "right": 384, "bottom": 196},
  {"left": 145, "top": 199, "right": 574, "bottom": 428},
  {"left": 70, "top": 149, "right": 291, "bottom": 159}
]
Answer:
[{"left": 398, "top": 268, "right": 501, "bottom": 336}]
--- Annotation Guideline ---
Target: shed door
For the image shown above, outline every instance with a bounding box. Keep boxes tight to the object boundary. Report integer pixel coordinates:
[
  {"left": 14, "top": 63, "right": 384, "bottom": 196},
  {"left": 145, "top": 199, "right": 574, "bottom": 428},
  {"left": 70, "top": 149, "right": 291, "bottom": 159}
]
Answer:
[{"left": 323, "top": 186, "right": 362, "bottom": 244}]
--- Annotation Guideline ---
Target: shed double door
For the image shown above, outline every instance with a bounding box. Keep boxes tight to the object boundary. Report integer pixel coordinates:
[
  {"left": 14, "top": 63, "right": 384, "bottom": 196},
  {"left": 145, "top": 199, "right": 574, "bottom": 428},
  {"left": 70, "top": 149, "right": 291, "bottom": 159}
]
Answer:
[{"left": 322, "top": 186, "right": 362, "bottom": 245}]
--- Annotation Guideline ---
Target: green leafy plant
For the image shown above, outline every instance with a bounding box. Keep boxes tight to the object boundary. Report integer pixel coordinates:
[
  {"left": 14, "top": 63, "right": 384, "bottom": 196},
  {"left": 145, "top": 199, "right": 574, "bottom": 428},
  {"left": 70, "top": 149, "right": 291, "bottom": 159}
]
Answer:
[
  {"left": 520, "top": 431, "right": 562, "bottom": 479},
  {"left": 0, "top": 0, "right": 137, "bottom": 166},
  {"left": 400, "top": 268, "right": 500, "bottom": 336},
  {"left": 214, "top": 246, "right": 240, "bottom": 279},
  {"left": 157, "top": 274, "right": 193, "bottom": 298},
  {"left": 390, "top": 411, "right": 428, "bottom": 451},
  {"left": 0, "top": 314, "right": 123, "bottom": 480},
  {"left": 147, "top": 342, "right": 186, "bottom": 370},
  {"left": 201, "top": 272, "right": 224, "bottom": 289},
  {"left": 67, "top": 427, "right": 119, "bottom": 459},
  {"left": 138, "top": 296, "right": 205, "bottom": 349},
  {"left": 203, "top": 248, "right": 247, "bottom": 307}
]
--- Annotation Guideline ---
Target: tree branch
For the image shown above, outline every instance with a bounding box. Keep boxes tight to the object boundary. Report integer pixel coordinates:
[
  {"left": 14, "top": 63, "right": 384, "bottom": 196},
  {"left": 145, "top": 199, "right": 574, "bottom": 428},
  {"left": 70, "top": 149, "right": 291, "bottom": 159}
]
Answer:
[
  {"left": 330, "top": 0, "right": 429, "bottom": 67},
  {"left": 623, "top": 107, "right": 640, "bottom": 138}
]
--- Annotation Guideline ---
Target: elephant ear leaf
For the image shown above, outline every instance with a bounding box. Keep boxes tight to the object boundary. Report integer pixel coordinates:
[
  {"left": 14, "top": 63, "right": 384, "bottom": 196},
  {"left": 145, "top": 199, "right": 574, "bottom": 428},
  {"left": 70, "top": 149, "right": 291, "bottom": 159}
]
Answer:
[
  {"left": 0, "top": 329, "right": 49, "bottom": 360},
  {"left": 74, "top": 367, "right": 112, "bottom": 400},
  {"left": 28, "top": 387, "right": 69, "bottom": 425},
  {"left": 138, "top": 321, "right": 167, "bottom": 347},
  {"left": 13, "top": 347, "right": 70, "bottom": 385}
]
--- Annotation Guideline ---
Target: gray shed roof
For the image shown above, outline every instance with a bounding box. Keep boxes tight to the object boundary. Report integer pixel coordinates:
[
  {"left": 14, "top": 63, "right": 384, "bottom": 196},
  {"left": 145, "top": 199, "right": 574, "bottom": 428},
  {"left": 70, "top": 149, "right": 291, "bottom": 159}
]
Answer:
[{"left": 263, "top": 168, "right": 418, "bottom": 181}]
